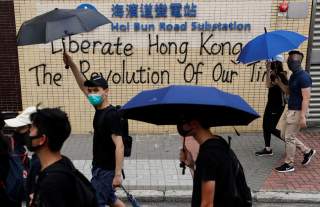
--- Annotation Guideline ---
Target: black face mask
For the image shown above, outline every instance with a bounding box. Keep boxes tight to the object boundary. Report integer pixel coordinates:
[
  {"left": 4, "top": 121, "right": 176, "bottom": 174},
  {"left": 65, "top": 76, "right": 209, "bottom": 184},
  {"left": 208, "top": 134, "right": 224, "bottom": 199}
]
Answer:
[
  {"left": 25, "top": 134, "right": 45, "bottom": 152},
  {"left": 177, "top": 123, "right": 192, "bottom": 137},
  {"left": 287, "top": 59, "right": 301, "bottom": 73}
]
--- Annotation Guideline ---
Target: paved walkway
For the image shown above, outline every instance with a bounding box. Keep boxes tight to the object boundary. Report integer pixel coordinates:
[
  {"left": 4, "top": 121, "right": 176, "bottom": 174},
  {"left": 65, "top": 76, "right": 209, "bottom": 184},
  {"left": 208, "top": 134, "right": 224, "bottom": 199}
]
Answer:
[
  {"left": 62, "top": 130, "right": 299, "bottom": 192},
  {"left": 261, "top": 130, "right": 320, "bottom": 192}
]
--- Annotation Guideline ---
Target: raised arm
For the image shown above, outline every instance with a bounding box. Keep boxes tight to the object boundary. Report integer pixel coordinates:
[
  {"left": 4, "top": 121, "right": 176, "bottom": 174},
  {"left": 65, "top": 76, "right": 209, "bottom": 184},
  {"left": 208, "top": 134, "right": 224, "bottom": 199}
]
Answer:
[{"left": 63, "top": 52, "right": 89, "bottom": 96}]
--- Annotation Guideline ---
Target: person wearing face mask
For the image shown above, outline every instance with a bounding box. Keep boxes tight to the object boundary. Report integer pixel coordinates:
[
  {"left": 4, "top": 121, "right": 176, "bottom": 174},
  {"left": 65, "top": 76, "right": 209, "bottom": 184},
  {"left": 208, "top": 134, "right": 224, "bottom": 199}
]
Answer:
[
  {"left": 255, "top": 55, "right": 288, "bottom": 156},
  {"left": 28, "top": 107, "right": 92, "bottom": 207},
  {"left": 274, "top": 50, "right": 315, "bottom": 173},
  {"left": 4, "top": 107, "right": 37, "bottom": 165},
  {"left": 63, "top": 53, "right": 126, "bottom": 207},
  {"left": 4, "top": 107, "right": 39, "bottom": 206},
  {"left": 178, "top": 118, "right": 251, "bottom": 207}
]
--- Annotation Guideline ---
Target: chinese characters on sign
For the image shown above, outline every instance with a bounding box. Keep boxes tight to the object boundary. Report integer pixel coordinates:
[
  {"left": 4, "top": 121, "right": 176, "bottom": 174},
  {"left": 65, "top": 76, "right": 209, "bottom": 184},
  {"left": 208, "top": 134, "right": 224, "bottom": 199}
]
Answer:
[{"left": 112, "top": 3, "right": 197, "bottom": 18}]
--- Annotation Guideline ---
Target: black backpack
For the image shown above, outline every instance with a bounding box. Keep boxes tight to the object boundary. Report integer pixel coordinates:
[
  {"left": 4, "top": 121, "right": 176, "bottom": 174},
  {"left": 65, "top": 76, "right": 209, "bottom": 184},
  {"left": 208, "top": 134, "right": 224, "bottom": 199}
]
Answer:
[
  {"left": 228, "top": 148, "right": 252, "bottom": 207},
  {"left": 225, "top": 137, "right": 252, "bottom": 207},
  {"left": 113, "top": 105, "right": 133, "bottom": 157},
  {"left": 33, "top": 164, "right": 98, "bottom": 207},
  {"left": 212, "top": 137, "right": 252, "bottom": 207}
]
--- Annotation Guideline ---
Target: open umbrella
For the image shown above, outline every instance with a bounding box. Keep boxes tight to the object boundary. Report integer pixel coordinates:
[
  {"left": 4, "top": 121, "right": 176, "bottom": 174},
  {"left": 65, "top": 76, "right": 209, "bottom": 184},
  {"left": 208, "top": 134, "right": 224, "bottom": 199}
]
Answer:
[
  {"left": 237, "top": 29, "right": 307, "bottom": 64},
  {"left": 121, "top": 85, "right": 259, "bottom": 126},
  {"left": 17, "top": 8, "right": 111, "bottom": 46},
  {"left": 121, "top": 85, "right": 260, "bottom": 174}
]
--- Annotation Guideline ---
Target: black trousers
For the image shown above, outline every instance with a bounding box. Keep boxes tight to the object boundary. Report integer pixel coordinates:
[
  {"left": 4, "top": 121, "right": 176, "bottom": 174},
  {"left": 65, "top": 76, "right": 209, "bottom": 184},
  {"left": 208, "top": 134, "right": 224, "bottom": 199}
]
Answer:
[{"left": 262, "top": 103, "right": 285, "bottom": 147}]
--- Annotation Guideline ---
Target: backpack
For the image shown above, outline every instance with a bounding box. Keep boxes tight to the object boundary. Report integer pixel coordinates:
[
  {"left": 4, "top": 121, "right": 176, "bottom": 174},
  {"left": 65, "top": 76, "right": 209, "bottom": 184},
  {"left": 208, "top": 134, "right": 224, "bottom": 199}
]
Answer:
[
  {"left": 229, "top": 148, "right": 252, "bottom": 207},
  {"left": 33, "top": 163, "right": 98, "bottom": 207},
  {"left": 5, "top": 137, "right": 27, "bottom": 202},
  {"left": 111, "top": 105, "right": 133, "bottom": 157},
  {"left": 225, "top": 137, "right": 252, "bottom": 207},
  {"left": 208, "top": 136, "right": 252, "bottom": 207}
]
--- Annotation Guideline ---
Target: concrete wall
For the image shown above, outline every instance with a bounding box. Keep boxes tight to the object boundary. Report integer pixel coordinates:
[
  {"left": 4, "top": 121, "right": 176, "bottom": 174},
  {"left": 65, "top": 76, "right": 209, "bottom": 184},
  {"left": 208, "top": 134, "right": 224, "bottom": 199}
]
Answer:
[{"left": 11, "top": 0, "right": 313, "bottom": 134}]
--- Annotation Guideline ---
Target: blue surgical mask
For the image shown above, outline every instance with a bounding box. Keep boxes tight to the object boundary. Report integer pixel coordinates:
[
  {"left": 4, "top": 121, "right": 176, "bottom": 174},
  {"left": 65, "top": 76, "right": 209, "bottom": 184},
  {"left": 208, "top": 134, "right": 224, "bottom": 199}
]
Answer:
[{"left": 87, "top": 94, "right": 103, "bottom": 106}]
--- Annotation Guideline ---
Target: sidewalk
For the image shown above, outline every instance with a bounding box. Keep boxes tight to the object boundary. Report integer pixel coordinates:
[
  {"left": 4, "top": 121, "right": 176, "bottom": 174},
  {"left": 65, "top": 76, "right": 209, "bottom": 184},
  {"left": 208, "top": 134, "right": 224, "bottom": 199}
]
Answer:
[
  {"left": 62, "top": 129, "right": 320, "bottom": 203},
  {"left": 261, "top": 129, "right": 320, "bottom": 192}
]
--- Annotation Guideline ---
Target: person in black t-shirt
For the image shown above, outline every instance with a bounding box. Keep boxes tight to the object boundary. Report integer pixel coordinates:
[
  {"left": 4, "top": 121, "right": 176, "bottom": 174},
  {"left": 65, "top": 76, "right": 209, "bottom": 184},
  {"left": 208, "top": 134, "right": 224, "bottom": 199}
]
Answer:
[
  {"left": 64, "top": 53, "right": 125, "bottom": 207},
  {"left": 256, "top": 56, "right": 288, "bottom": 156},
  {"left": 178, "top": 119, "right": 248, "bottom": 207},
  {"left": 27, "top": 107, "right": 77, "bottom": 207}
]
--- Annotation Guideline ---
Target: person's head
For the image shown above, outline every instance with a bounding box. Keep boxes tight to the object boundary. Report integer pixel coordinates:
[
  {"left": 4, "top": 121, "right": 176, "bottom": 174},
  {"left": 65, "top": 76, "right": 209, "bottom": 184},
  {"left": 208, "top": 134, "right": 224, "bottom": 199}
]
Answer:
[
  {"left": 27, "top": 107, "right": 71, "bottom": 153},
  {"left": 4, "top": 106, "right": 37, "bottom": 135},
  {"left": 287, "top": 50, "right": 304, "bottom": 73},
  {"left": 84, "top": 75, "right": 108, "bottom": 107},
  {"left": 271, "top": 61, "right": 284, "bottom": 73},
  {"left": 177, "top": 118, "right": 211, "bottom": 138}
]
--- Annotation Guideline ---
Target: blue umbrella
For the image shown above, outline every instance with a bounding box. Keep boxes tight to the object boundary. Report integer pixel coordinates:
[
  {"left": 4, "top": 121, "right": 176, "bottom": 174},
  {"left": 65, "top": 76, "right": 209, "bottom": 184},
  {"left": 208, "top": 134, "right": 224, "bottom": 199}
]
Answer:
[
  {"left": 121, "top": 85, "right": 259, "bottom": 174},
  {"left": 121, "top": 85, "right": 259, "bottom": 126},
  {"left": 237, "top": 29, "right": 307, "bottom": 64},
  {"left": 120, "top": 185, "right": 140, "bottom": 207}
]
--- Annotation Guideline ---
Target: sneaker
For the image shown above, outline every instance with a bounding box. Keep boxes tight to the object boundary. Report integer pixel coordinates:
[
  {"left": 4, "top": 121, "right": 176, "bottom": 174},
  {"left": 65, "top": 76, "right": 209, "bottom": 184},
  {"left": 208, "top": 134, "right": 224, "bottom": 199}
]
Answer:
[
  {"left": 275, "top": 163, "right": 295, "bottom": 173},
  {"left": 255, "top": 148, "right": 273, "bottom": 156},
  {"left": 302, "top": 149, "right": 316, "bottom": 166}
]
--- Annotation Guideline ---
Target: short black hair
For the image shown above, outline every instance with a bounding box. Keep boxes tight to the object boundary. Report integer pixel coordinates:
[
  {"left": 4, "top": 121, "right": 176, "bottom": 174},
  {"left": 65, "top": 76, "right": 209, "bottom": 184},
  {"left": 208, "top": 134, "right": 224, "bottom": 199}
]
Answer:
[
  {"left": 30, "top": 107, "right": 71, "bottom": 152},
  {"left": 179, "top": 116, "right": 211, "bottom": 130},
  {"left": 288, "top": 50, "right": 304, "bottom": 60}
]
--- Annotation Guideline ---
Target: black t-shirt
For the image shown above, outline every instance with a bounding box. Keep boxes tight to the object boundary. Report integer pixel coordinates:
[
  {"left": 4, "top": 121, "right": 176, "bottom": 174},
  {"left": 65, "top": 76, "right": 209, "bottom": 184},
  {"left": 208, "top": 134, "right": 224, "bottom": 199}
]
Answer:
[
  {"left": 192, "top": 137, "right": 236, "bottom": 207},
  {"left": 267, "top": 72, "right": 288, "bottom": 109},
  {"left": 92, "top": 105, "right": 122, "bottom": 170},
  {"left": 32, "top": 156, "right": 76, "bottom": 207}
]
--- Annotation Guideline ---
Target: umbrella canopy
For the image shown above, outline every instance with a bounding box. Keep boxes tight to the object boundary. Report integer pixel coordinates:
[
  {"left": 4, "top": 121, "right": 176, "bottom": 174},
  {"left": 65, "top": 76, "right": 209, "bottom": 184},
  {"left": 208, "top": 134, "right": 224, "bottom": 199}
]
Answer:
[
  {"left": 121, "top": 85, "right": 259, "bottom": 126},
  {"left": 237, "top": 30, "right": 307, "bottom": 64},
  {"left": 17, "top": 8, "right": 111, "bottom": 46}
]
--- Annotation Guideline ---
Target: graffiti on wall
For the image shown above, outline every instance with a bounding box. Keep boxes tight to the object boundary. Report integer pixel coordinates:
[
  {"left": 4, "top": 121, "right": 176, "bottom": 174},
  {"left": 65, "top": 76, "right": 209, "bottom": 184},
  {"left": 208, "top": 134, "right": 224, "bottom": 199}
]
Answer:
[{"left": 28, "top": 32, "right": 266, "bottom": 87}]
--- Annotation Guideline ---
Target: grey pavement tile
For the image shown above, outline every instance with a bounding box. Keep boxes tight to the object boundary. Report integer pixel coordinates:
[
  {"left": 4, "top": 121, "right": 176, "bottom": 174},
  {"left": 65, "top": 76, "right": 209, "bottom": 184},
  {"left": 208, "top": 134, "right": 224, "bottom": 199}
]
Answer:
[{"left": 68, "top": 133, "right": 284, "bottom": 191}]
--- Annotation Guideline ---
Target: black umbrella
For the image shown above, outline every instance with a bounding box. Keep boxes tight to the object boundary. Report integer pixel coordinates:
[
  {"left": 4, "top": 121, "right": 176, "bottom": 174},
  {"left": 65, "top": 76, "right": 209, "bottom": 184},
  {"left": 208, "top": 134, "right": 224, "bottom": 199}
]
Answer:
[{"left": 17, "top": 8, "right": 111, "bottom": 46}]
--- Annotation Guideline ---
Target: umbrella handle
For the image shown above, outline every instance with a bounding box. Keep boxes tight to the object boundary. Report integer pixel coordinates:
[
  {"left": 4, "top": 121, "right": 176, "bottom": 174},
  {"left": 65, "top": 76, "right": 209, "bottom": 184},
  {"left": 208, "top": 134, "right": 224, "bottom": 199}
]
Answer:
[
  {"left": 180, "top": 137, "right": 186, "bottom": 175},
  {"left": 180, "top": 161, "right": 186, "bottom": 175},
  {"left": 62, "top": 37, "right": 69, "bottom": 69}
]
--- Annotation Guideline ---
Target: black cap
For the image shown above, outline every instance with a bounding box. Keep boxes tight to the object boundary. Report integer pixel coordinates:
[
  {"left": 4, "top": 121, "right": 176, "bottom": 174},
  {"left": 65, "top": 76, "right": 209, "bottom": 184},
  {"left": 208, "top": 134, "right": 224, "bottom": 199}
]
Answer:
[{"left": 84, "top": 75, "right": 108, "bottom": 88}]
